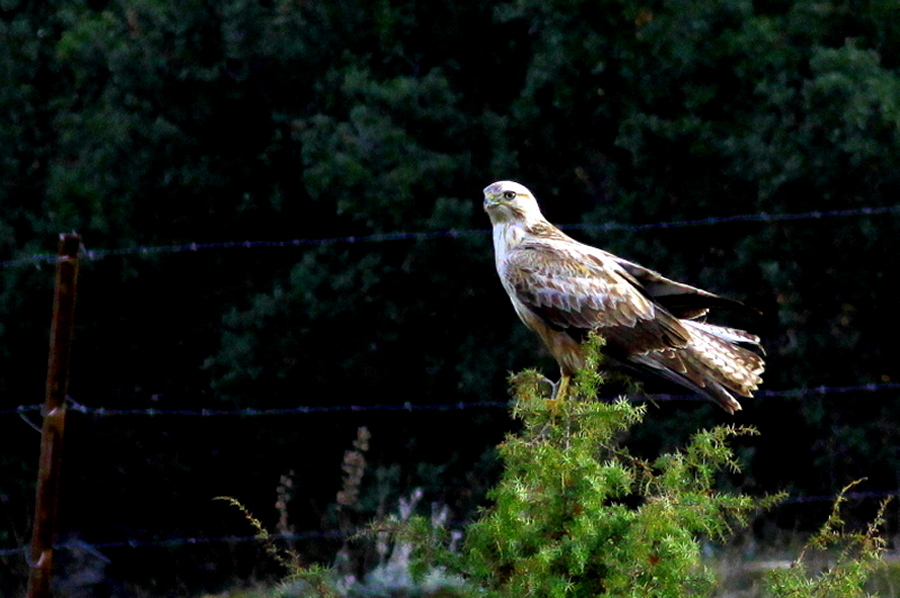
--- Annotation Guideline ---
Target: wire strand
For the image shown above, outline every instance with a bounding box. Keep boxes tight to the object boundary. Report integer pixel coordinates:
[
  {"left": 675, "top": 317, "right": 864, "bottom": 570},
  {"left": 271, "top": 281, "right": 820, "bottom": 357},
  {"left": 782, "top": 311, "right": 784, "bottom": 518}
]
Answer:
[
  {"left": 0, "top": 529, "right": 351, "bottom": 558},
  {"left": 2, "top": 383, "right": 898, "bottom": 418},
  {"left": 1, "top": 203, "right": 897, "bottom": 268},
  {"left": 1, "top": 487, "right": 897, "bottom": 558}
]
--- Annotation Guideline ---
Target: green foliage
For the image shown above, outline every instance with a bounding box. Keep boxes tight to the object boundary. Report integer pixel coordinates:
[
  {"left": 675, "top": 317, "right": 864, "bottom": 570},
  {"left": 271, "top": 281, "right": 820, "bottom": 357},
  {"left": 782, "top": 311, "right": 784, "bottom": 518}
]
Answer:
[
  {"left": 2, "top": 0, "right": 900, "bottom": 594},
  {"left": 215, "top": 496, "right": 303, "bottom": 577},
  {"left": 214, "top": 356, "right": 890, "bottom": 598},
  {"left": 766, "top": 481, "right": 890, "bottom": 598},
  {"left": 217, "top": 494, "right": 341, "bottom": 598},
  {"left": 460, "top": 344, "right": 780, "bottom": 598}
]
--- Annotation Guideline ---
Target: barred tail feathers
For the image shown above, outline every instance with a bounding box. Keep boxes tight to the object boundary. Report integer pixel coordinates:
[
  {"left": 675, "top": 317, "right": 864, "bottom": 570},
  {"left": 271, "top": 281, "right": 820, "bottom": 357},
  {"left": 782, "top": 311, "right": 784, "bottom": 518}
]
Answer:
[{"left": 628, "top": 319, "right": 764, "bottom": 414}]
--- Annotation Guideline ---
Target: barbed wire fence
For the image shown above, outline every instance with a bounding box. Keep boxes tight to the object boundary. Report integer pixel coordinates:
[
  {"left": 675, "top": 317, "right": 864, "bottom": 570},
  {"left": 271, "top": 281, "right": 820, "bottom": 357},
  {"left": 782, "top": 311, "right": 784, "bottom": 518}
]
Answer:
[
  {"left": 2, "top": 202, "right": 899, "bottom": 570},
  {"left": 5, "top": 478, "right": 900, "bottom": 561}
]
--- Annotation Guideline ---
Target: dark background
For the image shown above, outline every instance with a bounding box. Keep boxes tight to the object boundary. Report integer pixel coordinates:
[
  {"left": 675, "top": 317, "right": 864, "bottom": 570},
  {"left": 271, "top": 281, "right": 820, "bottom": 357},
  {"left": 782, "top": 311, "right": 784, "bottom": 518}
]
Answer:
[{"left": 2, "top": 0, "right": 899, "bottom": 594}]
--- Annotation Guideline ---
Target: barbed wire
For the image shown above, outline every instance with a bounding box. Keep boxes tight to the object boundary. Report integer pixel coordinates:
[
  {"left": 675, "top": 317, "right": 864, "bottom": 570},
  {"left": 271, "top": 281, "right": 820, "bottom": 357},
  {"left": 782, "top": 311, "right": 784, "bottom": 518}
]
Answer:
[
  {"left": 1, "top": 203, "right": 897, "bottom": 269},
  {"left": 2, "top": 382, "right": 898, "bottom": 418},
  {"left": 567, "top": 203, "right": 900, "bottom": 231},
  {"left": 2, "top": 207, "right": 896, "bottom": 572},
  {"left": 1, "top": 488, "right": 897, "bottom": 559},
  {"left": 0, "top": 529, "right": 350, "bottom": 558},
  {"left": 0, "top": 398, "right": 512, "bottom": 417}
]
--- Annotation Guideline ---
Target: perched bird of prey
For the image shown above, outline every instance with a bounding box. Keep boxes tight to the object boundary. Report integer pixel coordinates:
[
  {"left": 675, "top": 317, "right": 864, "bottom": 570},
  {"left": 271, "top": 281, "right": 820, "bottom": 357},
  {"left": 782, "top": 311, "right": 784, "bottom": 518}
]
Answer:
[{"left": 483, "top": 180, "right": 764, "bottom": 413}]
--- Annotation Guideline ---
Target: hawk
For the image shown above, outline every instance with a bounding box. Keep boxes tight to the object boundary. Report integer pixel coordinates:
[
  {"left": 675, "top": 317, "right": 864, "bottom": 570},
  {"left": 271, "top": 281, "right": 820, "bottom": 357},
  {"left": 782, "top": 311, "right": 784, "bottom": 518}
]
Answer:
[{"left": 483, "top": 180, "right": 764, "bottom": 413}]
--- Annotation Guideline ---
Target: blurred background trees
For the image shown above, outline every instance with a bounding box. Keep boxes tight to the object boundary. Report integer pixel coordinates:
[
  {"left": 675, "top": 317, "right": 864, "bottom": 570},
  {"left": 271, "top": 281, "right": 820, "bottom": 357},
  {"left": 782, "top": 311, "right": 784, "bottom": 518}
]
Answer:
[{"left": 2, "top": 0, "right": 899, "bottom": 594}]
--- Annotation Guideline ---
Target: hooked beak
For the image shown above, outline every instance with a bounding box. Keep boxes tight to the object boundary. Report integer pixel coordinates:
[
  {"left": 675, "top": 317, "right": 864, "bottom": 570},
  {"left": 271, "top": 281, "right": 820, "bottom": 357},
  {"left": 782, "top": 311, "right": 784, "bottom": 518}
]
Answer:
[{"left": 483, "top": 192, "right": 503, "bottom": 211}]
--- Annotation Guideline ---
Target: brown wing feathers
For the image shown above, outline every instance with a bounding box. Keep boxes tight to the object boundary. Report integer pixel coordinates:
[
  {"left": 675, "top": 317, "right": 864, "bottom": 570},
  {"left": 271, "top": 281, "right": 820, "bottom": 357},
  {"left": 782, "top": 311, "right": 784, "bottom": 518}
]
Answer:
[
  {"left": 483, "top": 180, "right": 764, "bottom": 414},
  {"left": 505, "top": 240, "right": 762, "bottom": 413}
]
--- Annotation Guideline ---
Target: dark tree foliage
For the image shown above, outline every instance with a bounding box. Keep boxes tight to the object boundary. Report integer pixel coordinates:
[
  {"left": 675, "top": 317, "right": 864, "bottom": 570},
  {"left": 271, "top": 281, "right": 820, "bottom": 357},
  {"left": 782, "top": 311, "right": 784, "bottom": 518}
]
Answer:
[{"left": 1, "top": 0, "right": 899, "bottom": 594}]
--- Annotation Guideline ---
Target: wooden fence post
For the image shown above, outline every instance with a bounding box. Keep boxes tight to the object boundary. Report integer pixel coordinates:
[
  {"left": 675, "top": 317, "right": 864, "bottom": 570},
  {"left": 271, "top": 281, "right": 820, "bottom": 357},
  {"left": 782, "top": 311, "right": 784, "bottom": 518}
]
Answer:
[{"left": 27, "top": 234, "right": 81, "bottom": 598}]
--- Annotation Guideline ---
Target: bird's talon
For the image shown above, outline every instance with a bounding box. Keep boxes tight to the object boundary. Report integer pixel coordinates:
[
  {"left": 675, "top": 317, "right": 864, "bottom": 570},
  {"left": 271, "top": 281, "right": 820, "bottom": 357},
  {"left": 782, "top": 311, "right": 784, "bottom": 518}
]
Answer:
[{"left": 545, "top": 397, "right": 563, "bottom": 417}]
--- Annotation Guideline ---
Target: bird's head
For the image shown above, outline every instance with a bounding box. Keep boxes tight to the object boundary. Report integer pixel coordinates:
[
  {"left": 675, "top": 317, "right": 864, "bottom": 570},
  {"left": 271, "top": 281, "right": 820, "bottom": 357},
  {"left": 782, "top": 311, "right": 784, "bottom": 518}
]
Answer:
[{"left": 483, "top": 180, "right": 544, "bottom": 225}]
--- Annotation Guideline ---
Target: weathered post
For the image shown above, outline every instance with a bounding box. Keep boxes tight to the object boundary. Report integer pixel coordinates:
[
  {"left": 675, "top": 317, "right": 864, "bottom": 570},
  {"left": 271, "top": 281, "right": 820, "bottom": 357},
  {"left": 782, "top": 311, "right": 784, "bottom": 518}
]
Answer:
[{"left": 27, "top": 234, "right": 81, "bottom": 598}]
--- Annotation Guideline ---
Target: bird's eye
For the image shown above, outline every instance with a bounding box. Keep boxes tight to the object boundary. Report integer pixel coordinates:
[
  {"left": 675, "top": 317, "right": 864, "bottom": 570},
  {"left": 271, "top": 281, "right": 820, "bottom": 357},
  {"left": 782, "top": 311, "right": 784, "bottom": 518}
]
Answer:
[{"left": 503, "top": 191, "right": 517, "bottom": 200}]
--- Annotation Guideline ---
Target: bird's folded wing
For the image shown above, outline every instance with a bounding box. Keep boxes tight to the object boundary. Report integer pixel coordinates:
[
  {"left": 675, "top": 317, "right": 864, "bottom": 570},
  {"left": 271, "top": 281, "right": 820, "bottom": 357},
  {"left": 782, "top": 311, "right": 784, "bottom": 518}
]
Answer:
[
  {"left": 504, "top": 243, "right": 691, "bottom": 352},
  {"left": 611, "top": 255, "right": 755, "bottom": 319}
]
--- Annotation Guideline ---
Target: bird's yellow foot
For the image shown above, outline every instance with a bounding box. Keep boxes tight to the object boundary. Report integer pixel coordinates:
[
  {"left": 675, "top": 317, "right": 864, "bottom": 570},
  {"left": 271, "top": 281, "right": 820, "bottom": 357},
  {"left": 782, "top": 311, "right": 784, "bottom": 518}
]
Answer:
[{"left": 546, "top": 375, "right": 571, "bottom": 416}]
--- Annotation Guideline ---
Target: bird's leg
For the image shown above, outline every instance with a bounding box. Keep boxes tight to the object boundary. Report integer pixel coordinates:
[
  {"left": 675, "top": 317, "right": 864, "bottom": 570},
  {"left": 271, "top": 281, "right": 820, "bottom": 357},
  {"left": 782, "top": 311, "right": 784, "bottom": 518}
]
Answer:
[
  {"left": 551, "top": 374, "right": 571, "bottom": 401},
  {"left": 545, "top": 373, "right": 571, "bottom": 419}
]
